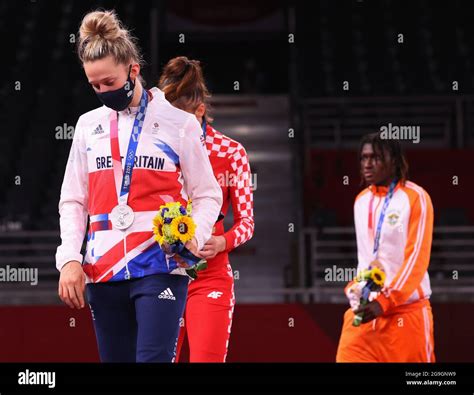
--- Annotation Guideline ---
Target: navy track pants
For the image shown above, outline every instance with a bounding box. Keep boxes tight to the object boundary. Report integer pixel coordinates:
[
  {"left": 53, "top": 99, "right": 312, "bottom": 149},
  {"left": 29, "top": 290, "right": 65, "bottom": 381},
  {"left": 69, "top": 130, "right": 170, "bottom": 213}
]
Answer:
[{"left": 86, "top": 273, "right": 188, "bottom": 362}]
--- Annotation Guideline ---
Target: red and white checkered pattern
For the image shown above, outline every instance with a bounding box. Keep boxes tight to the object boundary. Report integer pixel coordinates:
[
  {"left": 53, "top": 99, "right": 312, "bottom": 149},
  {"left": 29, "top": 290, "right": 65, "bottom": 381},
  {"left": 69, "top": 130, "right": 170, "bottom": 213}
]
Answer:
[
  {"left": 206, "top": 129, "right": 240, "bottom": 158},
  {"left": 206, "top": 127, "right": 254, "bottom": 249}
]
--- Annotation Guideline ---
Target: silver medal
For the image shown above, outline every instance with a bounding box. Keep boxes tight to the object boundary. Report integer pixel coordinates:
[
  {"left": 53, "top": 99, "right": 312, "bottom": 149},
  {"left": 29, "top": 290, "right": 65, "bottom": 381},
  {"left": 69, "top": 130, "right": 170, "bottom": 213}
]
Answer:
[{"left": 110, "top": 204, "right": 135, "bottom": 230}]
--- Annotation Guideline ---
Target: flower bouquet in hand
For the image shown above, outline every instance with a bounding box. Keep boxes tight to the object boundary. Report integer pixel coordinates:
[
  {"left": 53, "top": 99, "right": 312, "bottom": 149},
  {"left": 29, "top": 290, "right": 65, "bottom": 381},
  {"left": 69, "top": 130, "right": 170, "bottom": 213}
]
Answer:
[
  {"left": 350, "top": 265, "right": 386, "bottom": 327},
  {"left": 152, "top": 200, "right": 207, "bottom": 279}
]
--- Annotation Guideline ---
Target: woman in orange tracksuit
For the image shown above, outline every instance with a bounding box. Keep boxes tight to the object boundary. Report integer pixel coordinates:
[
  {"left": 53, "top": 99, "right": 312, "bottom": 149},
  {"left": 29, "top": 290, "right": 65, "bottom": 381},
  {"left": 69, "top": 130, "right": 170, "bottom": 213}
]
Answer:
[
  {"left": 158, "top": 57, "right": 255, "bottom": 362},
  {"left": 336, "top": 133, "right": 435, "bottom": 362}
]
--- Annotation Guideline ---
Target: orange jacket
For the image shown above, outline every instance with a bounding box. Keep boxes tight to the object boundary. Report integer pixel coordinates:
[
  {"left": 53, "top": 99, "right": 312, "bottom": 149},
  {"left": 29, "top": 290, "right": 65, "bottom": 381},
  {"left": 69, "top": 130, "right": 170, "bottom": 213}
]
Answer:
[{"left": 352, "top": 180, "right": 434, "bottom": 314}]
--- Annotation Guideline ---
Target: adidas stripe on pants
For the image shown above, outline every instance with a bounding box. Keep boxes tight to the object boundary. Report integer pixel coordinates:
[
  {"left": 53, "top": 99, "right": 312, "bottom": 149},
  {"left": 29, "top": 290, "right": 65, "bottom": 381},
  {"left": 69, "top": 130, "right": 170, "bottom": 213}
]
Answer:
[{"left": 86, "top": 273, "right": 188, "bottom": 362}]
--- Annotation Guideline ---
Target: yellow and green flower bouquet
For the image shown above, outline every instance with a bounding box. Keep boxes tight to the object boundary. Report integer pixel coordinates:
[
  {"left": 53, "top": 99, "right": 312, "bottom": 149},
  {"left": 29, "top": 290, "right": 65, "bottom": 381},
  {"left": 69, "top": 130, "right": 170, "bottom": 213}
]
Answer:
[
  {"left": 352, "top": 266, "right": 386, "bottom": 327},
  {"left": 152, "top": 200, "right": 207, "bottom": 279}
]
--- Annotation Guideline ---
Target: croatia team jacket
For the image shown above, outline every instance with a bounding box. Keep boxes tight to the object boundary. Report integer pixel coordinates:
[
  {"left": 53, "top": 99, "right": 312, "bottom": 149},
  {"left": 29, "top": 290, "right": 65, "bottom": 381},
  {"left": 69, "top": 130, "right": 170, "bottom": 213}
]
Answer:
[
  {"left": 197, "top": 124, "right": 255, "bottom": 278},
  {"left": 353, "top": 180, "right": 434, "bottom": 313},
  {"left": 55, "top": 87, "right": 223, "bottom": 283}
]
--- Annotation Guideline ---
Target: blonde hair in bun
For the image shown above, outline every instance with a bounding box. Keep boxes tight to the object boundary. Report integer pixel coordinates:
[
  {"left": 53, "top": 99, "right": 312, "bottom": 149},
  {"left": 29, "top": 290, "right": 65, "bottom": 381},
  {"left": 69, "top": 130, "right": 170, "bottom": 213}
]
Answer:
[{"left": 77, "top": 9, "right": 143, "bottom": 66}]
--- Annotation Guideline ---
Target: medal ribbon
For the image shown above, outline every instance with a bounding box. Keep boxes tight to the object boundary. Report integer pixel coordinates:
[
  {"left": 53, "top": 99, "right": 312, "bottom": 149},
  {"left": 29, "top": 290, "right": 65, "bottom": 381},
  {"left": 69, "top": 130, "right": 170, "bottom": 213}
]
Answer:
[
  {"left": 109, "top": 89, "right": 148, "bottom": 206},
  {"left": 201, "top": 118, "right": 207, "bottom": 138},
  {"left": 372, "top": 179, "right": 397, "bottom": 258}
]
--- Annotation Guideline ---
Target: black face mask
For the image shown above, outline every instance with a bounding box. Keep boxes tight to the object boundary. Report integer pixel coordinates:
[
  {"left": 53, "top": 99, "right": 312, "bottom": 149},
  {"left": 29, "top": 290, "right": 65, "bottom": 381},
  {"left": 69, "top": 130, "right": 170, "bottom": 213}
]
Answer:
[{"left": 96, "top": 65, "right": 135, "bottom": 111}]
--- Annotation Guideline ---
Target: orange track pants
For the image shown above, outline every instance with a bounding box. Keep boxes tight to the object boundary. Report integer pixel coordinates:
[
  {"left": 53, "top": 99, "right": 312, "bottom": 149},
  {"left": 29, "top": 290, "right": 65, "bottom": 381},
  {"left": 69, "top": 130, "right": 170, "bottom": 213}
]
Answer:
[{"left": 336, "top": 299, "right": 435, "bottom": 362}]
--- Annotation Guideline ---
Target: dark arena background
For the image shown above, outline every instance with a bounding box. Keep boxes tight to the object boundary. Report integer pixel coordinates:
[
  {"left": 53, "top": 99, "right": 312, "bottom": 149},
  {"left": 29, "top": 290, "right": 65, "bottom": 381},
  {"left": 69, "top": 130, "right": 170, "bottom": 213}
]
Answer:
[{"left": 1, "top": 0, "right": 474, "bottom": 392}]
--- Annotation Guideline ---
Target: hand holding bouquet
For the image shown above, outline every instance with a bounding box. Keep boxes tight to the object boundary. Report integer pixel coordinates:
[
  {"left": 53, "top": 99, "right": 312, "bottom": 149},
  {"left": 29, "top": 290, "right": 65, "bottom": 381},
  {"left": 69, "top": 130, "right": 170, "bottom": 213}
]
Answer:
[
  {"left": 152, "top": 200, "right": 207, "bottom": 279},
  {"left": 350, "top": 265, "right": 386, "bottom": 327}
]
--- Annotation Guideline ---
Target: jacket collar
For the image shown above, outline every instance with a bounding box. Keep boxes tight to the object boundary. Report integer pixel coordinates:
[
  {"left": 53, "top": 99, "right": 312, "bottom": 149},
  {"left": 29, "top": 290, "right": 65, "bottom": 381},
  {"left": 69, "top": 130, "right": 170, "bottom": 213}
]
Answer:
[
  {"left": 117, "top": 88, "right": 156, "bottom": 116},
  {"left": 368, "top": 180, "right": 401, "bottom": 196}
]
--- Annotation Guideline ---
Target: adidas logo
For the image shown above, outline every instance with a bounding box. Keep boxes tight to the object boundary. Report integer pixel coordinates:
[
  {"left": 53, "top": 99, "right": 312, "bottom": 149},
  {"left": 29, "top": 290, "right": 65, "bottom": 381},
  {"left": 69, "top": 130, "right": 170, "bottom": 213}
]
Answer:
[
  {"left": 158, "top": 287, "right": 176, "bottom": 300},
  {"left": 92, "top": 124, "right": 104, "bottom": 135}
]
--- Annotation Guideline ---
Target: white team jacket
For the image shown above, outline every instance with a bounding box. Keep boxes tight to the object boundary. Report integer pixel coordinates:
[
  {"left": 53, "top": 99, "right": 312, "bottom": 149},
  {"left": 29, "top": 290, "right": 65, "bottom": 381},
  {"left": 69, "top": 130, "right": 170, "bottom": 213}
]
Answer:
[{"left": 55, "top": 87, "right": 222, "bottom": 283}]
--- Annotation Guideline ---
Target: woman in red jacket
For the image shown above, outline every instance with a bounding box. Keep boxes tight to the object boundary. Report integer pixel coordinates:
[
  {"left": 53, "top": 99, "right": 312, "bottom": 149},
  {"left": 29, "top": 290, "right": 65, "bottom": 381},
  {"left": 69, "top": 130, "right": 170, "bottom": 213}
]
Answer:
[{"left": 158, "top": 56, "right": 255, "bottom": 362}]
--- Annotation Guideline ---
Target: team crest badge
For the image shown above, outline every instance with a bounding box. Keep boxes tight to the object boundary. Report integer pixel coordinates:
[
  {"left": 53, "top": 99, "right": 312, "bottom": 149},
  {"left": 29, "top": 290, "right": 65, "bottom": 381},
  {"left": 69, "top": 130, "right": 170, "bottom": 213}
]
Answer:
[{"left": 387, "top": 210, "right": 400, "bottom": 226}]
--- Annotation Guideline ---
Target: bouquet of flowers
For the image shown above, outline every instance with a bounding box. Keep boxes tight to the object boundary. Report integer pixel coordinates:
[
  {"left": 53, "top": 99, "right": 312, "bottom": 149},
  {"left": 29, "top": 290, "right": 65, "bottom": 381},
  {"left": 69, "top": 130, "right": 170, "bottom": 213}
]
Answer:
[
  {"left": 351, "top": 266, "right": 386, "bottom": 327},
  {"left": 152, "top": 200, "right": 207, "bottom": 279}
]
